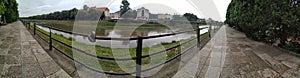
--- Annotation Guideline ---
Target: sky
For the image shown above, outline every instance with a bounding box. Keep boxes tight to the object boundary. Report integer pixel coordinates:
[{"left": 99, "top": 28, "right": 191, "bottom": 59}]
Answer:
[{"left": 17, "top": 0, "right": 231, "bottom": 21}]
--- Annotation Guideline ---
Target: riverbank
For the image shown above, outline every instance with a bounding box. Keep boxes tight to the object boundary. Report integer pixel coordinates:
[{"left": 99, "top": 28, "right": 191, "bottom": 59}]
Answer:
[
  {"left": 26, "top": 22, "right": 210, "bottom": 72},
  {"left": 22, "top": 20, "right": 206, "bottom": 32}
]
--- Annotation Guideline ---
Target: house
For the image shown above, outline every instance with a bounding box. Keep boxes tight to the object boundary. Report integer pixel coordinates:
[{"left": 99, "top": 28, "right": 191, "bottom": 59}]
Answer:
[
  {"left": 110, "top": 11, "right": 120, "bottom": 20},
  {"left": 149, "top": 13, "right": 158, "bottom": 22},
  {"left": 136, "top": 7, "right": 150, "bottom": 21},
  {"left": 95, "top": 7, "right": 110, "bottom": 17},
  {"left": 90, "top": 6, "right": 110, "bottom": 19},
  {"left": 157, "top": 13, "right": 172, "bottom": 21}
]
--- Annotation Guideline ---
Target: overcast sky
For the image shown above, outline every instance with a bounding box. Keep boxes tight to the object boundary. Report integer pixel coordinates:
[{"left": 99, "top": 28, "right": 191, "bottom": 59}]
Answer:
[{"left": 17, "top": 0, "right": 231, "bottom": 21}]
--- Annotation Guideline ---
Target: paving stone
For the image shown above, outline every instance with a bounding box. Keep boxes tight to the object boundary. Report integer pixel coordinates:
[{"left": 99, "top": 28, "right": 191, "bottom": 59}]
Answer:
[
  {"left": 2, "top": 65, "right": 22, "bottom": 77},
  {"left": 0, "top": 55, "right": 5, "bottom": 64},
  {"left": 0, "top": 64, "right": 3, "bottom": 74},
  {"left": 8, "top": 48, "right": 21, "bottom": 55},
  {"left": 22, "top": 64, "right": 45, "bottom": 77},
  {"left": 47, "top": 69, "right": 72, "bottom": 78},
  {"left": 0, "top": 21, "right": 71, "bottom": 77},
  {"left": 10, "top": 43, "right": 21, "bottom": 49},
  {"left": 39, "top": 61, "right": 61, "bottom": 76},
  {"left": 22, "top": 55, "right": 38, "bottom": 64},
  {"left": 5, "top": 55, "right": 20, "bottom": 64},
  {"left": 0, "top": 49, "right": 8, "bottom": 55}
]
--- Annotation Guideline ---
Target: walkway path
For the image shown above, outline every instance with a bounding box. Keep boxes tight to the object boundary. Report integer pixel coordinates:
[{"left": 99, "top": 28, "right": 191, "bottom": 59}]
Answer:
[
  {"left": 2, "top": 21, "right": 300, "bottom": 78},
  {"left": 195, "top": 25, "right": 300, "bottom": 78},
  {"left": 0, "top": 21, "right": 70, "bottom": 77}
]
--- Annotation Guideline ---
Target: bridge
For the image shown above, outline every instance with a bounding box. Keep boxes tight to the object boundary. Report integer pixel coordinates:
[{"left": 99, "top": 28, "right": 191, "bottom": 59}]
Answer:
[{"left": 0, "top": 21, "right": 299, "bottom": 78}]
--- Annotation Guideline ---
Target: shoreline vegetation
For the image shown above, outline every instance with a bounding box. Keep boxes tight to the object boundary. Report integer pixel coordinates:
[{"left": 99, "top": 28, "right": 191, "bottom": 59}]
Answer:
[
  {"left": 23, "top": 19, "right": 206, "bottom": 31},
  {"left": 26, "top": 20, "right": 209, "bottom": 72}
]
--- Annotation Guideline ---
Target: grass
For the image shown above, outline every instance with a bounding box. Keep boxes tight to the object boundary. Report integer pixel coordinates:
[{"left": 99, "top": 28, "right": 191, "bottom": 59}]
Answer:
[{"left": 26, "top": 21, "right": 209, "bottom": 72}]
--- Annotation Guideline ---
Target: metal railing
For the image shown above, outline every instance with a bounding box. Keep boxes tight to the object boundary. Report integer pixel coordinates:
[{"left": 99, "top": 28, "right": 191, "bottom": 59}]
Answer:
[{"left": 21, "top": 20, "right": 212, "bottom": 78}]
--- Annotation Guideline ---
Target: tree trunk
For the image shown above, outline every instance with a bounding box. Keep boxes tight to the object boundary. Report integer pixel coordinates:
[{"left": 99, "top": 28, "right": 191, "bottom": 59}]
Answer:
[{"left": 3, "top": 15, "right": 6, "bottom": 24}]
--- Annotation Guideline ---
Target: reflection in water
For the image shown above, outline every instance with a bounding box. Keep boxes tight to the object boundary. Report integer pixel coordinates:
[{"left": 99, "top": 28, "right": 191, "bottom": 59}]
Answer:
[{"left": 37, "top": 25, "right": 211, "bottom": 48}]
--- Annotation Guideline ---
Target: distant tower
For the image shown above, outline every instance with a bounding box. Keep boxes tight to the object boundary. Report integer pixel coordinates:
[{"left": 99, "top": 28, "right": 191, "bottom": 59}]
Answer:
[{"left": 136, "top": 7, "right": 150, "bottom": 21}]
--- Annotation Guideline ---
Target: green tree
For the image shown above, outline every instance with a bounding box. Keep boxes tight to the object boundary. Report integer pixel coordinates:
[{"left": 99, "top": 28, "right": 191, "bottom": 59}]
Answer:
[
  {"left": 225, "top": 0, "right": 300, "bottom": 52},
  {"left": 0, "top": 0, "right": 18, "bottom": 23},
  {"left": 0, "top": 0, "right": 6, "bottom": 15},
  {"left": 183, "top": 13, "right": 198, "bottom": 21},
  {"left": 120, "top": 0, "right": 131, "bottom": 16},
  {"left": 83, "top": 5, "right": 89, "bottom": 11},
  {"left": 28, "top": 8, "right": 79, "bottom": 20}
]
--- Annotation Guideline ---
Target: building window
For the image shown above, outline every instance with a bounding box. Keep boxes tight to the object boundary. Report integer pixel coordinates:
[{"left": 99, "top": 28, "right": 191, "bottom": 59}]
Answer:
[{"left": 142, "top": 10, "right": 144, "bottom": 17}]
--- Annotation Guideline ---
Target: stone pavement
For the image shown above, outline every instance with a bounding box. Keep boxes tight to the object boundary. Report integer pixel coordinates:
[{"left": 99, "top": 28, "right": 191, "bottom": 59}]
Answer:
[
  {"left": 0, "top": 21, "right": 71, "bottom": 77},
  {"left": 193, "top": 25, "right": 300, "bottom": 78},
  {"left": 2, "top": 21, "right": 300, "bottom": 78}
]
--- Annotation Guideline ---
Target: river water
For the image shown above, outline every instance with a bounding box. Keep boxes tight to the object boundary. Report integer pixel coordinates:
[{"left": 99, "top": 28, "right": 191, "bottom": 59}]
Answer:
[{"left": 37, "top": 25, "right": 213, "bottom": 48}]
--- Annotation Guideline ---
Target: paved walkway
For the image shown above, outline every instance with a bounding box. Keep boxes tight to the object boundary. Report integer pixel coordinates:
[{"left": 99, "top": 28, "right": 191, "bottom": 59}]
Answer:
[
  {"left": 193, "top": 25, "right": 300, "bottom": 78},
  {"left": 2, "top": 21, "right": 300, "bottom": 78},
  {"left": 0, "top": 21, "right": 70, "bottom": 77}
]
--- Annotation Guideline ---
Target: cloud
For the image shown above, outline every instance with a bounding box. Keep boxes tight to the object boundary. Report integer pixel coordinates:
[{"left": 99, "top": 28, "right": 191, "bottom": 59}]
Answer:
[
  {"left": 17, "top": 0, "right": 84, "bottom": 17},
  {"left": 17, "top": 0, "right": 231, "bottom": 21}
]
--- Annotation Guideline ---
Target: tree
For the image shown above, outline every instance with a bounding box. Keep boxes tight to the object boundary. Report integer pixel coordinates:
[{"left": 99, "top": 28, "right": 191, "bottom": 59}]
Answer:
[
  {"left": 88, "top": 8, "right": 103, "bottom": 20},
  {"left": 120, "top": 0, "right": 131, "bottom": 16},
  {"left": 0, "top": 0, "right": 6, "bottom": 15},
  {"left": 0, "top": 0, "right": 6, "bottom": 23},
  {"left": 0, "top": 0, "right": 18, "bottom": 23},
  {"left": 225, "top": 0, "right": 300, "bottom": 52},
  {"left": 122, "top": 10, "right": 136, "bottom": 18},
  {"left": 28, "top": 8, "right": 79, "bottom": 20},
  {"left": 83, "top": 5, "right": 89, "bottom": 11},
  {"left": 183, "top": 13, "right": 198, "bottom": 21}
]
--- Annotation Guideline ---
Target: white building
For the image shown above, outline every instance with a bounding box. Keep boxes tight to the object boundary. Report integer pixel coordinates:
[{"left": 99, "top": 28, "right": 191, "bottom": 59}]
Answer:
[
  {"left": 136, "top": 7, "right": 150, "bottom": 21},
  {"left": 110, "top": 11, "right": 120, "bottom": 19},
  {"left": 157, "top": 13, "right": 173, "bottom": 21},
  {"left": 89, "top": 6, "right": 111, "bottom": 20}
]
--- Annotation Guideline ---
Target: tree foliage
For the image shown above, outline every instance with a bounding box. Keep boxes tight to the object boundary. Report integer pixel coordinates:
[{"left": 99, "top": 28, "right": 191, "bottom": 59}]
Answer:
[
  {"left": 120, "top": 0, "right": 131, "bottom": 16},
  {"left": 27, "top": 6, "right": 105, "bottom": 20},
  {"left": 183, "top": 13, "right": 199, "bottom": 21},
  {"left": 0, "top": 0, "right": 19, "bottom": 23},
  {"left": 27, "top": 8, "right": 79, "bottom": 20},
  {"left": 226, "top": 0, "right": 300, "bottom": 51},
  {"left": 0, "top": 0, "right": 6, "bottom": 15}
]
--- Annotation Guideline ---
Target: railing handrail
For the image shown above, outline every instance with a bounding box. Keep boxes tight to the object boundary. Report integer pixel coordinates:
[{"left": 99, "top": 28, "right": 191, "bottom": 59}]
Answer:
[
  {"left": 21, "top": 20, "right": 214, "bottom": 77},
  {"left": 36, "top": 23, "right": 208, "bottom": 40}
]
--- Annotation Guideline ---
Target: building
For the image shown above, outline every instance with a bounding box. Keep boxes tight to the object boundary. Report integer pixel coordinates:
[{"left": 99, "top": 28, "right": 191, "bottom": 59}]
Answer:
[
  {"left": 95, "top": 7, "right": 110, "bottom": 17},
  {"left": 149, "top": 14, "right": 158, "bottom": 22},
  {"left": 90, "top": 6, "right": 110, "bottom": 18},
  {"left": 110, "top": 11, "right": 120, "bottom": 19},
  {"left": 136, "top": 7, "right": 150, "bottom": 21},
  {"left": 197, "top": 18, "right": 206, "bottom": 24},
  {"left": 157, "top": 13, "right": 173, "bottom": 21}
]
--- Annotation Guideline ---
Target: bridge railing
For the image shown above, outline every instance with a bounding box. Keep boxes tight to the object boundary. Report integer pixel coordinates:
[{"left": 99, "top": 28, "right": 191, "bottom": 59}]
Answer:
[{"left": 21, "top": 20, "right": 213, "bottom": 78}]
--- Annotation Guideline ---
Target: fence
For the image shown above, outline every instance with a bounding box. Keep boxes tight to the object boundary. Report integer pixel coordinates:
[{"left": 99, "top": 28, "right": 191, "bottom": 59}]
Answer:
[{"left": 21, "top": 20, "right": 213, "bottom": 78}]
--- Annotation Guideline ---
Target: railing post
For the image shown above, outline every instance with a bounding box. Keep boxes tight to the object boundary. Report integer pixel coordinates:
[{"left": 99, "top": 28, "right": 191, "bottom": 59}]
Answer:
[
  {"left": 209, "top": 25, "right": 211, "bottom": 38},
  {"left": 34, "top": 23, "right": 36, "bottom": 35},
  {"left": 196, "top": 28, "right": 200, "bottom": 49},
  {"left": 136, "top": 36, "right": 143, "bottom": 78},
  {"left": 25, "top": 21, "right": 28, "bottom": 28},
  {"left": 27, "top": 22, "right": 30, "bottom": 29},
  {"left": 196, "top": 23, "right": 201, "bottom": 49},
  {"left": 21, "top": 20, "right": 24, "bottom": 24},
  {"left": 49, "top": 27, "right": 53, "bottom": 51}
]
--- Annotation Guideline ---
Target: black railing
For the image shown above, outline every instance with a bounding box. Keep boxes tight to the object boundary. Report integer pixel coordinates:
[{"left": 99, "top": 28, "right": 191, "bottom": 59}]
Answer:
[{"left": 20, "top": 20, "right": 212, "bottom": 78}]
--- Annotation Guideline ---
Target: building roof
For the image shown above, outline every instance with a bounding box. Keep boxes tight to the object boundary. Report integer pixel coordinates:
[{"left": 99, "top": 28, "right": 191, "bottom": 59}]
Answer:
[{"left": 90, "top": 6, "right": 110, "bottom": 11}]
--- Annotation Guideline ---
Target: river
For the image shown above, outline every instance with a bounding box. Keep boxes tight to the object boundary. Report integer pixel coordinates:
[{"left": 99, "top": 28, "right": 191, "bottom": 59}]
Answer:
[{"left": 37, "top": 25, "right": 214, "bottom": 48}]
